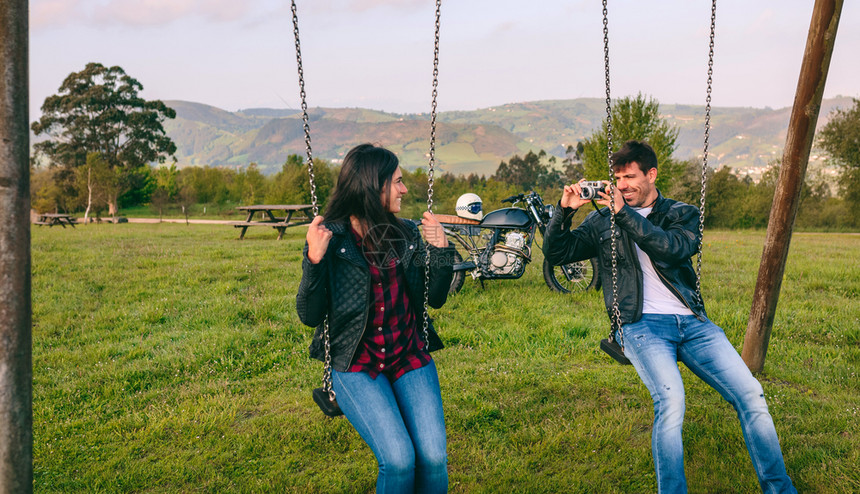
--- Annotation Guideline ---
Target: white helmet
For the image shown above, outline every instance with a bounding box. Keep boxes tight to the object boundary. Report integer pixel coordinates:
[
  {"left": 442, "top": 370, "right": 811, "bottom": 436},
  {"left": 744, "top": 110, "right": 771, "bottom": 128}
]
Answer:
[{"left": 455, "top": 193, "right": 483, "bottom": 221}]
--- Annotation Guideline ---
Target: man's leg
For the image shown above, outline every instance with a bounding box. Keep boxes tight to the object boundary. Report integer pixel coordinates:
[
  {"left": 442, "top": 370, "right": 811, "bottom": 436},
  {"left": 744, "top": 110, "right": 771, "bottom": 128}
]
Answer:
[
  {"left": 678, "top": 316, "right": 796, "bottom": 494},
  {"left": 332, "top": 369, "right": 416, "bottom": 494},
  {"left": 622, "top": 314, "right": 688, "bottom": 494}
]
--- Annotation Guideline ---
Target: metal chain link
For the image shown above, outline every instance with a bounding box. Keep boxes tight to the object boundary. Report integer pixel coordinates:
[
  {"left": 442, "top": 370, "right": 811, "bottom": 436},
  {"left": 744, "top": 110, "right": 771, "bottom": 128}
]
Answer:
[
  {"left": 292, "top": 1, "right": 317, "bottom": 217},
  {"left": 696, "top": 0, "right": 717, "bottom": 304},
  {"left": 292, "top": 1, "right": 333, "bottom": 400},
  {"left": 422, "top": 0, "right": 442, "bottom": 348},
  {"left": 602, "top": 0, "right": 623, "bottom": 345}
]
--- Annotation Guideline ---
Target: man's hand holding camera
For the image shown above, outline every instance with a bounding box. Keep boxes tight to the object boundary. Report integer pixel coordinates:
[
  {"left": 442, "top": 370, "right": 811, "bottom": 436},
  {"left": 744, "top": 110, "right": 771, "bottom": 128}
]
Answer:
[{"left": 561, "top": 179, "right": 627, "bottom": 213}]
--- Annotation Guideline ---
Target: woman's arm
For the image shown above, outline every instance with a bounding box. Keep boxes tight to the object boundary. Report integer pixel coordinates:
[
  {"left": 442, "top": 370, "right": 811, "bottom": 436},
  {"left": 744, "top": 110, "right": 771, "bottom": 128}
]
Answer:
[{"left": 296, "top": 242, "right": 330, "bottom": 327}]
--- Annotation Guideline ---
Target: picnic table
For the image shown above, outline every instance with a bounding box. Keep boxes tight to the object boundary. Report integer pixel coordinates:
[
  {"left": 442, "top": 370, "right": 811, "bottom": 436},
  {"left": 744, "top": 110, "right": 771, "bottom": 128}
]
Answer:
[
  {"left": 232, "top": 205, "right": 314, "bottom": 240},
  {"left": 33, "top": 213, "right": 77, "bottom": 228}
]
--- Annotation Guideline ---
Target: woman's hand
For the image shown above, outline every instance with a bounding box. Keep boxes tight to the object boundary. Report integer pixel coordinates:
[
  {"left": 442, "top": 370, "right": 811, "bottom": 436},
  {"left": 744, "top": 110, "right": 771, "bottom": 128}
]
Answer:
[
  {"left": 420, "top": 211, "right": 449, "bottom": 248},
  {"left": 306, "top": 215, "right": 333, "bottom": 264}
]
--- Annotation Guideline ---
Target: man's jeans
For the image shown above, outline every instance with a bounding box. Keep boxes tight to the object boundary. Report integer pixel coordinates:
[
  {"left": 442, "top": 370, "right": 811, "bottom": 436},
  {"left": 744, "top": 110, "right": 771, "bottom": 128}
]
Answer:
[
  {"left": 621, "top": 314, "right": 795, "bottom": 494},
  {"left": 332, "top": 360, "right": 448, "bottom": 494}
]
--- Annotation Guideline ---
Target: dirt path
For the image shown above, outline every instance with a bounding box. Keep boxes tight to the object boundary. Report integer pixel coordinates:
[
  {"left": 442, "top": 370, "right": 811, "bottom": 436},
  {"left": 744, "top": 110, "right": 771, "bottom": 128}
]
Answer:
[{"left": 125, "top": 218, "right": 237, "bottom": 225}]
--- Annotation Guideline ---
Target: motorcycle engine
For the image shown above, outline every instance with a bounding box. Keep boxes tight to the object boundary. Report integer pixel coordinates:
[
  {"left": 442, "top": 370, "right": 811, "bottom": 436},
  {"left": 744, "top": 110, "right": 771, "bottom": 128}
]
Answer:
[{"left": 486, "top": 231, "right": 527, "bottom": 276}]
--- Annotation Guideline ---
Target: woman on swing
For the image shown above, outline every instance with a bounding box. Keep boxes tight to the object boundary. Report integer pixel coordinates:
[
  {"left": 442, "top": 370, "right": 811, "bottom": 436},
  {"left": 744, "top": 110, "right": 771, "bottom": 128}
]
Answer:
[{"left": 296, "top": 143, "right": 455, "bottom": 493}]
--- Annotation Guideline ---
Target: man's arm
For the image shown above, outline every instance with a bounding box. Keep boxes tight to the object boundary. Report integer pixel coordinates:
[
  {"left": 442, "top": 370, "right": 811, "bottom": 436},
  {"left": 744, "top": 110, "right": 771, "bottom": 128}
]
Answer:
[{"left": 543, "top": 205, "right": 599, "bottom": 266}]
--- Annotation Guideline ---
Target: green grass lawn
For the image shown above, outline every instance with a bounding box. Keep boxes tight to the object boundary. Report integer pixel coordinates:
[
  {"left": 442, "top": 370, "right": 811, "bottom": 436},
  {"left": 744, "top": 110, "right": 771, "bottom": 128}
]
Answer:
[{"left": 31, "top": 224, "right": 859, "bottom": 493}]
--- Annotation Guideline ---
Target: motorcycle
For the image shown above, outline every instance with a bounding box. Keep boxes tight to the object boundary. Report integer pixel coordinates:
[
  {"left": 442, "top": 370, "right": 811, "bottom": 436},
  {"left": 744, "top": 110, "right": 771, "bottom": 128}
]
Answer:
[{"left": 434, "top": 191, "right": 599, "bottom": 295}]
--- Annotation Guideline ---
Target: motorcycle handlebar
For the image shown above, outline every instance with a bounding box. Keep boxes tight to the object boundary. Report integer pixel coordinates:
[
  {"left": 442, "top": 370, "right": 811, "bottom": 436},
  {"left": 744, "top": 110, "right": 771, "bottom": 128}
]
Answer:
[{"left": 501, "top": 194, "right": 523, "bottom": 203}]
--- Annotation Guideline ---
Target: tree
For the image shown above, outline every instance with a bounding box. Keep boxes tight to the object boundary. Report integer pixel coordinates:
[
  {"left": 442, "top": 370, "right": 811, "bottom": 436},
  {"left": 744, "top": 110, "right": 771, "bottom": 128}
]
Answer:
[
  {"left": 704, "top": 167, "right": 748, "bottom": 228},
  {"left": 492, "top": 150, "right": 563, "bottom": 191},
  {"left": 77, "top": 153, "right": 113, "bottom": 221},
  {"left": 266, "top": 155, "right": 335, "bottom": 207},
  {"left": 580, "top": 93, "right": 681, "bottom": 191},
  {"left": 154, "top": 163, "right": 179, "bottom": 201},
  {"left": 149, "top": 188, "right": 169, "bottom": 222},
  {"left": 236, "top": 163, "right": 267, "bottom": 204},
  {"left": 31, "top": 63, "right": 177, "bottom": 217},
  {"left": 177, "top": 185, "right": 197, "bottom": 225},
  {"left": 818, "top": 98, "right": 860, "bottom": 215},
  {"left": 667, "top": 158, "right": 710, "bottom": 207},
  {"left": 563, "top": 142, "right": 586, "bottom": 183}
]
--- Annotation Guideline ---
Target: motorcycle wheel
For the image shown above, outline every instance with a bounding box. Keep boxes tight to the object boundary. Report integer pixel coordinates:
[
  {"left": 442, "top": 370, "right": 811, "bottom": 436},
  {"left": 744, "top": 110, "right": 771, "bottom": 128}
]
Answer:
[
  {"left": 543, "top": 257, "right": 599, "bottom": 293},
  {"left": 448, "top": 250, "right": 466, "bottom": 295}
]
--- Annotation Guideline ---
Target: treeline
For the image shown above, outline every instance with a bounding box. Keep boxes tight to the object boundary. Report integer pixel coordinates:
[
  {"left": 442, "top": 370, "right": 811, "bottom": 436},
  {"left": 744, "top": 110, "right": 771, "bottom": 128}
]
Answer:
[
  {"left": 30, "top": 149, "right": 856, "bottom": 231},
  {"left": 30, "top": 63, "right": 858, "bottom": 231}
]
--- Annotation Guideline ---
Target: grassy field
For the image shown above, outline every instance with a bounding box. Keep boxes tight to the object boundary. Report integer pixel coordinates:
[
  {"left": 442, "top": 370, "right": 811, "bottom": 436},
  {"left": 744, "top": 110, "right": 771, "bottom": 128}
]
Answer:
[{"left": 31, "top": 223, "right": 858, "bottom": 493}]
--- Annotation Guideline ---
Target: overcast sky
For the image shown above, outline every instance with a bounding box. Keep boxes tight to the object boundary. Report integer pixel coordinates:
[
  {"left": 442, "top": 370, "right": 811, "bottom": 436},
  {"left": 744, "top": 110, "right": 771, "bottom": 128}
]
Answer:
[{"left": 30, "top": 0, "right": 860, "bottom": 119}]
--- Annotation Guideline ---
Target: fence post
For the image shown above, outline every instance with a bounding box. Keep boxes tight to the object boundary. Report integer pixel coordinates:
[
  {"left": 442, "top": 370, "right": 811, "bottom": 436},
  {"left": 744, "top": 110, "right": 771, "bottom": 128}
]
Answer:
[{"left": 0, "top": 0, "right": 33, "bottom": 492}]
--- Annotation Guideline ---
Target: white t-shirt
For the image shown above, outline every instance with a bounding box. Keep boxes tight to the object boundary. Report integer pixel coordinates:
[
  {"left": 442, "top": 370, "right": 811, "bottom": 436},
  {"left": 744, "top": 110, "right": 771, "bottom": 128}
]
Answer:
[{"left": 632, "top": 207, "right": 694, "bottom": 315}]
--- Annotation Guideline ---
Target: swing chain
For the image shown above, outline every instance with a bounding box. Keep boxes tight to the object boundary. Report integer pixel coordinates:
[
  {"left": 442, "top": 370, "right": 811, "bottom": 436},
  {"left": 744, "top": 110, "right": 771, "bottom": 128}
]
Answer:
[
  {"left": 696, "top": 0, "right": 717, "bottom": 304},
  {"left": 423, "top": 0, "right": 442, "bottom": 348},
  {"left": 292, "top": 0, "right": 333, "bottom": 400},
  {"left": 602, "top": 0, "right": 623, "bottom": 344},
  {"left": 292, "top": 1, "right": 318, "bottom": 218}
]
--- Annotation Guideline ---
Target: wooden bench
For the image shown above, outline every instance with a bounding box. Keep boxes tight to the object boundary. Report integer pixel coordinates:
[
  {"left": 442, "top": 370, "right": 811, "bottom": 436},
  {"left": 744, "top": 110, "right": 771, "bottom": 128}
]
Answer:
[
  {"left": 233, "top": 205, "right": 313, "bottom": 240},
  {"left": 33, "top": 213, "right": 77, "bottom": 228}
]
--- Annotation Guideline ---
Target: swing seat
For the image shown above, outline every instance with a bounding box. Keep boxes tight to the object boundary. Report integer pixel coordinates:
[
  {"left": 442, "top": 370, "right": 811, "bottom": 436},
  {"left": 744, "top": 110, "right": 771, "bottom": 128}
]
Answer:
[
  {"left": 435, "top": 214, "right": 481, "bottom": 225},
  {"left": 600, "top": 338, "right": 632, "bottom": 365},
  {"left": 313, "top": 387, "right": 343, "bottom": 417}
]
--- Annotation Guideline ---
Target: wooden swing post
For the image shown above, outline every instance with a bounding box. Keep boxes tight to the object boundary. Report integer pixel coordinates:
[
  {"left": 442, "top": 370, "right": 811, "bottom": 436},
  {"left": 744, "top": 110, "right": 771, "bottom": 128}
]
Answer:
[
  {"left": 0, "top": 0, "right": 33, "bottom": 491},
  {"left": 742, "top": 0, "right": 843, "bottom": 373}
]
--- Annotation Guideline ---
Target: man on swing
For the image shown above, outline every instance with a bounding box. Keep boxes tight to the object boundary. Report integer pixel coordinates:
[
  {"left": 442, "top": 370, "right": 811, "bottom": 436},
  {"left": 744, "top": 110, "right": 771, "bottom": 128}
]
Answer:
[{"left": 544, "top": 140, "right": 795, "bottom": 493}]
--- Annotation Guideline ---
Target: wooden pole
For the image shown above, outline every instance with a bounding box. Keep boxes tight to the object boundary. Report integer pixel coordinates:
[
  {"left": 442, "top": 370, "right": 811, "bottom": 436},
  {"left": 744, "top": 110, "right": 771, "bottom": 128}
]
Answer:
[
  {"left": 0, "top": 1, "right": 33, "bottom": 492},
  {"left": 742, "top": 0, "right": 843, "bottom": 373}
]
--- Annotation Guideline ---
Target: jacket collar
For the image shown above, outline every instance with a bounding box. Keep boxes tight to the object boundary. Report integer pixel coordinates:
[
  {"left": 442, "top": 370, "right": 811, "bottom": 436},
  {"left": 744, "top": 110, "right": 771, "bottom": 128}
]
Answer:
[
  {"left": 324, "top": 219, "right": 418, "bottom": 268},
  {"left": 325, "top": 221, "right": 366, "bottom": 266},
  {"left": 651, "top": 189, "right": 669, "bottom": 213}
]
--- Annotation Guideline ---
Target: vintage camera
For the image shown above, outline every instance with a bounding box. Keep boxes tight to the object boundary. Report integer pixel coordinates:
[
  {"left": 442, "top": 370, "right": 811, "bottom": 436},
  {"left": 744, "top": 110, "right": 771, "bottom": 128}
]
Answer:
[{"left": 580, "top": 181, "right": 606, "bottom": 200}]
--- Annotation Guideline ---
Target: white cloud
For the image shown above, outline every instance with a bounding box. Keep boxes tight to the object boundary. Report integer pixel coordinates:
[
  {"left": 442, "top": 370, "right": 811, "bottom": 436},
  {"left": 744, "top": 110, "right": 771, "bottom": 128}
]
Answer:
[
  {"left": 307, "top": 0, "right": 427, "bottom": 14},
  {"left": 93, "top": 0, "right": 197, "bottom": 27},
  {"left": 31, "top": 0, "right": 85, "bottom": 29},
  {"left": 350, "top": 0, "right": 426, "bottom": 11},
  {"left": 30, "top": 0, "right": 268, "bottom": 29}
]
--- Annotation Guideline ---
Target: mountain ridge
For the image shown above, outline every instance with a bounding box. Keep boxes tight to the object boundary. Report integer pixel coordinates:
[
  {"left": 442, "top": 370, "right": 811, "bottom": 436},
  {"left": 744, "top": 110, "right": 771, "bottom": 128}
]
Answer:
[{"left": 161, "top": 96, "right": 856, "bottom": 176}]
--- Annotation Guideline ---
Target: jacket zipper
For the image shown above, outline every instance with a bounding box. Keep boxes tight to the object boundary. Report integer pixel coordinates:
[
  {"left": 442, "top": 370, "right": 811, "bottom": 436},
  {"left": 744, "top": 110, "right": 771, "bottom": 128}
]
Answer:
[
  {"left": 338, "top": 236, "right": 371, "bottom": 369},
  {"left": 345, "top": 273, "right": 372, "bottom": 369},
  {"left": 643, "top": 206, "right": 705, "bottom": 321},
  {"left": 343, "top": 231, "right": 419, "bottom": 368},
  {"left": 654, "top": 266, "right": 705, "bottom": 321},
  {"left": 617, "top": 216, "right": 704, "bottom": 323}
]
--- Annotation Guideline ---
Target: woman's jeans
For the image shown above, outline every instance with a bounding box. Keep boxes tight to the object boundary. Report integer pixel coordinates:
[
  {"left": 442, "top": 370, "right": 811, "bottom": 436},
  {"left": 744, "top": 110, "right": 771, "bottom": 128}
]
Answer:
[
  {"left": 331, "top": 360, "right": 448, "bottom": 494},
  {"left": 621, "top": 314, "right": 795, "bottom": 494}
]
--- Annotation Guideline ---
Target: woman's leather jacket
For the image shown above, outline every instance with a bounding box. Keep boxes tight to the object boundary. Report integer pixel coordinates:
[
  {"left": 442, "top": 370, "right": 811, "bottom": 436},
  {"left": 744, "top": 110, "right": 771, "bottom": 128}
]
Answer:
[{"left": 296, "top": 219, "right": 456, "bottom": 372}]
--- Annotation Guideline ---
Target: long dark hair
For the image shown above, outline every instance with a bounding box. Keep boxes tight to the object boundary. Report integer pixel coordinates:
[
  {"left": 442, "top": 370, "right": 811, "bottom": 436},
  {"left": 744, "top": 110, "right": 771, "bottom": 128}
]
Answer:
[{"left": 324, "top": 143, "right": 409, "bottom": 242}]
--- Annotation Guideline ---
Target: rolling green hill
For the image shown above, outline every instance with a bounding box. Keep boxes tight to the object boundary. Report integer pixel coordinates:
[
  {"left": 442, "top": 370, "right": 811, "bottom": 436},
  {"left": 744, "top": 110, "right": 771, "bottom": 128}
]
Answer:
[{"left": 162, "top": 96, "right": 856, "bottom": 177}]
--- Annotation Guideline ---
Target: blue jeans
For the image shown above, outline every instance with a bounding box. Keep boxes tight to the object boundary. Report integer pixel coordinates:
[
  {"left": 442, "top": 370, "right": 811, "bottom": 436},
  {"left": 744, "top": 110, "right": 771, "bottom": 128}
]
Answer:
[
  {"left": 620, "top": 314, "right": 795, "bottom": 494},
  {"left": 331, "top": 360, "right": 448, "bottom": 494}
]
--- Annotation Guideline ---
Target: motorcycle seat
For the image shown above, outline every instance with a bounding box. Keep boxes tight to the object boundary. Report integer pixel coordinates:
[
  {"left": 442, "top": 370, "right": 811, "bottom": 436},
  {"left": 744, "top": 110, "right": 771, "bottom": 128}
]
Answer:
[{"left": 434, "top": 214, "right": 481, "bottom": 225}]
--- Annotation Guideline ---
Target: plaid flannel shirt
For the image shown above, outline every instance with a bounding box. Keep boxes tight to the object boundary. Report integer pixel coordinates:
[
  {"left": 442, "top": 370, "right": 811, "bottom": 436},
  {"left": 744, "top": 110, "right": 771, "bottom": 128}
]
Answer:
[{"left": 347, "top": 228, "right": 431, "bottom": 380}]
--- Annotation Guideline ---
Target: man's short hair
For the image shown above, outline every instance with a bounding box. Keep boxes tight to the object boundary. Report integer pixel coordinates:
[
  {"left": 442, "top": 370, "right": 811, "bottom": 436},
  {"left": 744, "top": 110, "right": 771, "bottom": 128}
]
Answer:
[{"left": 611, "top": 140, "right": 658, "bottom": 175}]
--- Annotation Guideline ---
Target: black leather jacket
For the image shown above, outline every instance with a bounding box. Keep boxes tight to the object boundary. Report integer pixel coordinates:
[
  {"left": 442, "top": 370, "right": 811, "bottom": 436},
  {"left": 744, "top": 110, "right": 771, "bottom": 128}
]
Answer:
[
  {"left": 296, "top": 219, "right": 456, "bottom": 372},
  {"left": 543, "top": 192, "right": 706, "bottom": 327}
]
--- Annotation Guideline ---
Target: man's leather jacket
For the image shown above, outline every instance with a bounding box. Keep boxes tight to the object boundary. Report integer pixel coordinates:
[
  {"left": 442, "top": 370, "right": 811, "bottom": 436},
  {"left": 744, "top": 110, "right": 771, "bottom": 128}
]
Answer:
[
  {"left": 543, "top": 192, "right": 706, "bottom": 328},
  {"left": 296, "top": 219, "right": 456, "bottom": 372}
]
